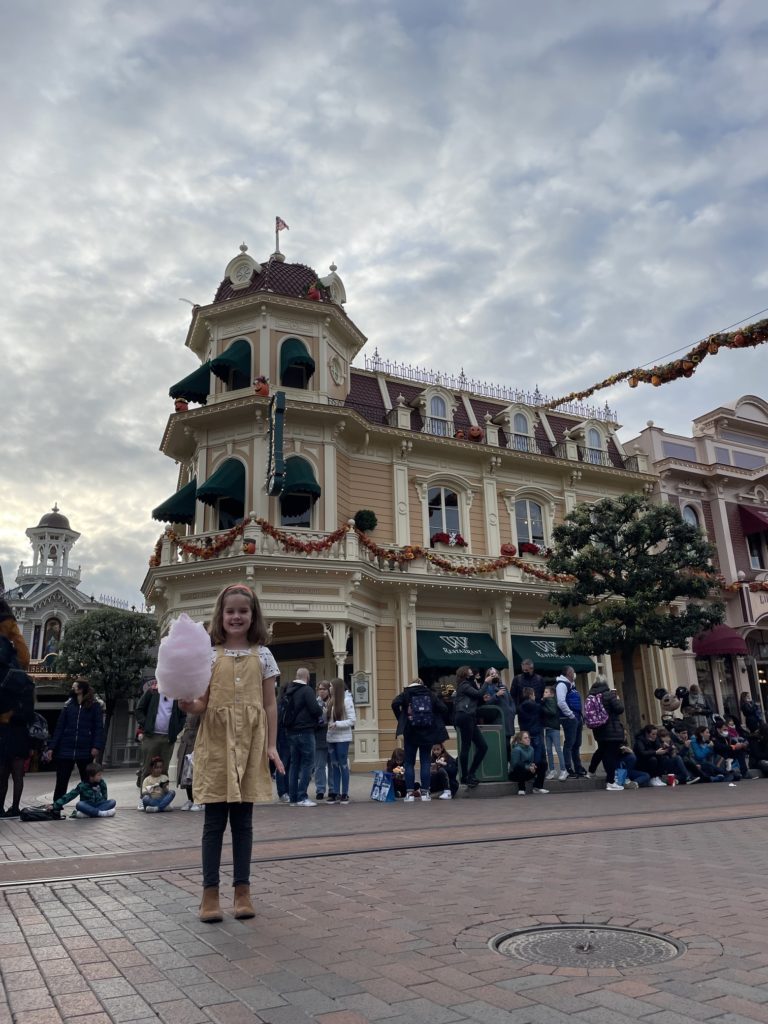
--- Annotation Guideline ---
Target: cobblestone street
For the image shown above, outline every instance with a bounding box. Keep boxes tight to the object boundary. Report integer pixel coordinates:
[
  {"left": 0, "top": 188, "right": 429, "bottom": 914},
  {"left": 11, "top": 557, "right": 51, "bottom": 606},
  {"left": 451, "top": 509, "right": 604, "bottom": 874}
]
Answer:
[{"left": 3, "top": 773, "right": 768, "bottom": 1023}]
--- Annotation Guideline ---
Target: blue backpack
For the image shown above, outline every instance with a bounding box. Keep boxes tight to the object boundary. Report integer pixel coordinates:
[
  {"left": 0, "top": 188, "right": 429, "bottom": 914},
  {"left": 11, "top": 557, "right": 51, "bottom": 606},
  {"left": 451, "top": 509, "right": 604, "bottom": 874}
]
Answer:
[
  {"left": 408, "top": 692, "right": 434, "bottom": 730},
  {"left": 565, "top": 685, "right": 582, "bottom": 716}
]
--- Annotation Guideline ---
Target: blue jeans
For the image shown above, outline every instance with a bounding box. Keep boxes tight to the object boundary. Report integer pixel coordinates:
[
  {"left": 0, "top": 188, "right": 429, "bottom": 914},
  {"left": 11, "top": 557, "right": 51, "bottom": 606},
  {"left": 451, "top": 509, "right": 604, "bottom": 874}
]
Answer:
[
  {"left": 619, "top": 752, "right": 650, "bottom": 787},
  {"left": 328, "top": 741, "right": 351, "bottom": 797},
  {"left": 403, "top": 735, "right": 432, "bottom": 792},
  {"left": 561, "top": 716, "right": 583, "bottom": 773},
  {"left": 76, "top": 799, "right": 116, "bottom": 817},
  {"left": 314, "top": 745, "right": 328, "bottom": 795},
  {"left": 545, "top": 728, "right": 565, "bottom": 771},
  {"left": 288, "top": 731, "right": 316, "bottom": 803},
  {"left": 143, "top": 790, "right": 176, "bottom": 811}
]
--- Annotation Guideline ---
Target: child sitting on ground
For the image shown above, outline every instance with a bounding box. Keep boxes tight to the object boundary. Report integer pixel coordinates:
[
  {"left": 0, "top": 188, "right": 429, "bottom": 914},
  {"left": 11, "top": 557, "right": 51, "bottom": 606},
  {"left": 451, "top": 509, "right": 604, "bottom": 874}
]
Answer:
[
  {"left": 430, "top": 742, "right": 459, "bottom": 797},
  {"left": 386, "top": 748, "right": 411, "bottom": 798},
  {"left": 141, "top": 756, "right": 176, "bottom": 812},
  {"left": 51, "top": 762, "right": 116, "bottom": 818}
]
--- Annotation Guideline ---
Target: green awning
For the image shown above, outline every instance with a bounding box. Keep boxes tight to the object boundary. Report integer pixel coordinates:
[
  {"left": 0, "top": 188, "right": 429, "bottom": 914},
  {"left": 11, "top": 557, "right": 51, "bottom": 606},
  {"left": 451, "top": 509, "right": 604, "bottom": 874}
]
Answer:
[
  {"left": 282, "top": 457, "right": 321, "bottom": 501},
  {"left": 169, "top": 362, "right": 210, "bottom": 404},
  {"left": 416, "top": 631, "right": 508, "bottom": 670},
  {"left": 511, "top": 635, "right": 595, "bottom": 675},
  {"left": 152, "top": 478, "right": 197, "bottom": 525},
  {"left": 280, "top": 338, "right": 316, "bottom": 384},
  {"left": 196, "top": 460, "right": 245, "bottom": 507},
  {"left": 211, "top": 339, "right": 252, "bottom": 390}
]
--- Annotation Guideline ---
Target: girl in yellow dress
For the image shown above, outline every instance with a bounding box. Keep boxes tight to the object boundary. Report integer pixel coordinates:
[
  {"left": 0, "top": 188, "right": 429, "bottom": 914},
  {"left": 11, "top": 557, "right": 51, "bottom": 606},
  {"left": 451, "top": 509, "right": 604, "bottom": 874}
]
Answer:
[{"left": 179, "top": 584, "right": 283, "bottom": 922}]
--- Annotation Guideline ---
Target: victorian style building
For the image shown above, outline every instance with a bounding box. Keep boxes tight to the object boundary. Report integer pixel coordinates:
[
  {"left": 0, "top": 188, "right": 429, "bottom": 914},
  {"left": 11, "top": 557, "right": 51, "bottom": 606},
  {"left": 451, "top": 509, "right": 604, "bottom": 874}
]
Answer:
[
  {"left": 143, "top": 240, "right": 661, "bottom": 767},
  {"left": 630, "top": 396, "right": 768, "bottom": 720}
]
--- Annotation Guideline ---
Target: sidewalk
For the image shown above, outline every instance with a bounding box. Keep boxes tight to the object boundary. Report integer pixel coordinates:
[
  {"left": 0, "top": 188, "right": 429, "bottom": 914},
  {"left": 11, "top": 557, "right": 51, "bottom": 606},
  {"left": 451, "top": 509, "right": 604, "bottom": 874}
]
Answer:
[{"left": 3, "top": 776, "right": 768, "bottom": 1023}]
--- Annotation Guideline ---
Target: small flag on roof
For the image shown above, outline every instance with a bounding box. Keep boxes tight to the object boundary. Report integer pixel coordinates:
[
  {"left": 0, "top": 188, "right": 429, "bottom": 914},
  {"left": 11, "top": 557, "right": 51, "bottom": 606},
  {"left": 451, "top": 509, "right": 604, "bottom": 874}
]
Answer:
[{"left": 276, "top": 216, "right": 289, "bottom": 232}]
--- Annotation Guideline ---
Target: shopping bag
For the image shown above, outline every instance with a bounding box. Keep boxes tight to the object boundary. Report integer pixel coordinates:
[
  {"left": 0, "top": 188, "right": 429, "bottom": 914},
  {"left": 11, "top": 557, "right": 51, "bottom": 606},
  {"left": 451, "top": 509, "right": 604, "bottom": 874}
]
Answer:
[
  {"left": 369, "top": 770, "right": 395, "bottom": 802},
  {"left": 615, "top": 767, "right": 628, "bottom": 786},
  {"left": 180, "top": 752, "right": 194, "bottom": 786}
]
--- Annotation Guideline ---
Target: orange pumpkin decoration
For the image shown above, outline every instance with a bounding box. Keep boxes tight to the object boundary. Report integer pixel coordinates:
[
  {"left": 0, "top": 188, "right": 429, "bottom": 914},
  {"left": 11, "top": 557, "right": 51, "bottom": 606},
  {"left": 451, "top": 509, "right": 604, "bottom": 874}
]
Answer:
[
  {"left": 682, "top": 360, "right": 694, "bottom": 371},
  {"left": 174, "top": 398, "right": 189, "bottom": 412},
  {"left": 628, "top": 377, "right": 638, "bottom": 388},
  {"left": 651, "top": 375, "right": 662, "bottom": 387},
  {"left": 468, "top": 425, "right": 484, "bottom": 441},
  {"left": 243, "top": 540, "right": 256, "bottom": 554},
  {"left": 732, "top": 332, "right": 745, "bottom": 348},
  {"left": 253, "top": 377, "right": 270, "bottom": 397},
  {"left": 454, "top": 429, "right": 466, "bottom": 440},
  {"left": 707, "top": 341, "right": 720, "bottom": 355}
]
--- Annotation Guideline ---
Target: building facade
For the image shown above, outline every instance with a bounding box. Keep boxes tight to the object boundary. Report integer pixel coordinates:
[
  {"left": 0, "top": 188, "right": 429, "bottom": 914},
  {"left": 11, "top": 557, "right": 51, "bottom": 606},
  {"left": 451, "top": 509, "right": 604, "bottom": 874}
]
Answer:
[
  {"left": 143, "top": 242, "right": 661, "bottom": 766},
  {"left": 629, "top": 396, "right": 768, "bottom": 720}
]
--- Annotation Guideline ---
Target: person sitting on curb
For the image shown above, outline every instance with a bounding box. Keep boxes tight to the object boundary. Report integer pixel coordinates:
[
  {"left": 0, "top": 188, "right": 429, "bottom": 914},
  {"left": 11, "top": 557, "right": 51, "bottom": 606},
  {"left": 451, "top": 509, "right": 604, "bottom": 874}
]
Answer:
[
  {"left": 431, "top": 742, "right": 459, "bottom": 797},
  {"left": 134, "top": 679, "right": 185, "bottom": 810},
  {"left": 50, "top": 762, "right": 116, "bottom": 818},
  {"left": 712, "top": 719, "right": 754, "bottom": 780},
  {"left": 509, "top": 731, "right": 548, "bottom": 795},
  {"left": 141, "top": 756, "right": 176, "bottom": 812},
  {"left": 689, "top": 726, "right": 729, "bottom": 782}
]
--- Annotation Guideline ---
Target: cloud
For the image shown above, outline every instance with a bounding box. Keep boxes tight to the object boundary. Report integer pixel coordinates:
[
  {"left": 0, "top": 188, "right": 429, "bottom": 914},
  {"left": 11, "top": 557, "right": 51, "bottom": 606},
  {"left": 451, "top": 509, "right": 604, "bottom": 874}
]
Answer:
[{"left": 1, "top": 0, "right": 767, "bottom": 599}]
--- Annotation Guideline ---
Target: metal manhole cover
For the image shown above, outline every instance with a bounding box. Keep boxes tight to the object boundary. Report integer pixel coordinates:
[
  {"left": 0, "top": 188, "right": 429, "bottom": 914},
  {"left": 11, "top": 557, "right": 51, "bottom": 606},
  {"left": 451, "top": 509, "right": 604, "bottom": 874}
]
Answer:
[{"left": 492, "top": 925, "right": 685, "bottom": 969}]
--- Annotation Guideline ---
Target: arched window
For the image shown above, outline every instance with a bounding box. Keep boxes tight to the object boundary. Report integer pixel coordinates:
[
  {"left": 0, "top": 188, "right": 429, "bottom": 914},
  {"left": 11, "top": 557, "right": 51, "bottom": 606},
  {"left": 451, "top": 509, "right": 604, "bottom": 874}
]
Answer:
[
  {"left": 427, "top": 396, "right": 450, "bottom": 437},
  {"left": 515, "top": 499, "right": 545, "bottom": 546},
  {"left": 585, "top": 427, "right": 604, "bottom": 465},
  {"left": 682, "top": 505, "right": 700, "bottom": 529},
  {"left": 428, "top": 486, "right": 460, "bottom": 540},
  {"left": 513, "top": 412, "right": 532, "bottom": 451},
  {"left": 280, "top": 457, "right": 321, "bottom": 528}
]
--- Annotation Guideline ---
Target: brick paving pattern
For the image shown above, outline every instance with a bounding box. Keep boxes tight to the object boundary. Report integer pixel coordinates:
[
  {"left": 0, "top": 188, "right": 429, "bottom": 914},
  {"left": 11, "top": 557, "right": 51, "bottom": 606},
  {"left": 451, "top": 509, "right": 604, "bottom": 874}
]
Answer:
[{"left": 3, "top": 774, "right": 768, "bottom": 1022}]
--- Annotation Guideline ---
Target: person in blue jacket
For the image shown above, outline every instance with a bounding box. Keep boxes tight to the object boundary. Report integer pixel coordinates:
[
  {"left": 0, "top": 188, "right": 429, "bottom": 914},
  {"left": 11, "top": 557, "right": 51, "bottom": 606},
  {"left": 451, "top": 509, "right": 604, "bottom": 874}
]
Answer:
[{"left": 46, "top": 680, "right": 105, "bottom": 802}]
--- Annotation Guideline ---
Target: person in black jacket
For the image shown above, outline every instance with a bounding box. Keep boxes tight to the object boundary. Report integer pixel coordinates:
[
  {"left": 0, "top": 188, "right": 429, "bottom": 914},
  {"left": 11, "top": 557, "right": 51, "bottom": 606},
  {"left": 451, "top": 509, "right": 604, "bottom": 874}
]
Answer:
[
  {"left": 587, "top": 678, "right": 626, "bottom": 791},
  {"left": 391, "top": 679, "right": 449, "bottom": 802},
  {"left": 283, "top": 668, "right": 323, "bottom": 806},
  {"left": 452, "top": 666, "right": 489, "bottom": 788},
  {"left": 0, "top": 637, "right": 35, "bottom": 817},
  {"left": 46, "top": 680, "right": 106, "bottom": 803}
]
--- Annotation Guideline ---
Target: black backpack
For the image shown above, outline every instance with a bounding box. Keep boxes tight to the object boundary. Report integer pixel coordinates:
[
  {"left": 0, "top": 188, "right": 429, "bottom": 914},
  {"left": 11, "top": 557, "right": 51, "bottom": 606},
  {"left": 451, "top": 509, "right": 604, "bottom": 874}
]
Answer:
[
  {"left": 408, "top": 692, "right": 434, "bottom": 729},
  {"left": 278, "top": 690, "right": 298, "bottom": 731},
  {"left": 28, "top": 712, "right": 49, "bottom": 745}
]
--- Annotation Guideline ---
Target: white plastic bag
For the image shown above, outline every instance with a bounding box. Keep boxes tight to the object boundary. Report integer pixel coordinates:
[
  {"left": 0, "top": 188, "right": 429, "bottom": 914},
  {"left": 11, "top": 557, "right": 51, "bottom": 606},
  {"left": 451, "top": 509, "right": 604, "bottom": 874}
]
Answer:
[{"left": 155, "top": 613, "right": 211, "bottom": 702}]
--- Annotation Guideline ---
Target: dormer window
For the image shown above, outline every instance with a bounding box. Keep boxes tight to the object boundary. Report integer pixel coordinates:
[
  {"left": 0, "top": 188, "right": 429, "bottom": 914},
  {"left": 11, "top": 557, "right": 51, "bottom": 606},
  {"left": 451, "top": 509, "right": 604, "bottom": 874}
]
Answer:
[
  {"left": 427, "top": 396, "right": 451, "bottom": 436},
  {"left": 512, "top": 412, "right": 539, "bottom": 453}
]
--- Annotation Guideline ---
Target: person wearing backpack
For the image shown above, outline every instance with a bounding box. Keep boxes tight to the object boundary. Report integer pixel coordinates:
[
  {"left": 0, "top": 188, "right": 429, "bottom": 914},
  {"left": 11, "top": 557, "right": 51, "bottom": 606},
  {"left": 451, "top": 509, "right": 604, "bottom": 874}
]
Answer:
[
  {"left": 391, "top": 678, "right": 449, "bottom": 802},
  {"left": 0, "top": 636, "right": 35, "bottom": 817},
  {"left": 585, "top": 677, "right": 626, "bottom": 791},
  {"left": 555, "top": 666, "right": 586, "bottom": 777},
  {"left": 282, "top": 668, "right": 323, "bottom": 807},
  {"left": 45, "top": 680, "right": 106, "bottom": 803}
]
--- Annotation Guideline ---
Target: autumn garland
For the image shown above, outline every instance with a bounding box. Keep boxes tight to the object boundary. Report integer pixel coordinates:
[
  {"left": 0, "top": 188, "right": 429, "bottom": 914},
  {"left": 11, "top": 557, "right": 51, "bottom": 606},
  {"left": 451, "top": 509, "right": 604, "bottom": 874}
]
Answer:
[{"left": 541, "top": 318, "right": 768, "bottom": 411}]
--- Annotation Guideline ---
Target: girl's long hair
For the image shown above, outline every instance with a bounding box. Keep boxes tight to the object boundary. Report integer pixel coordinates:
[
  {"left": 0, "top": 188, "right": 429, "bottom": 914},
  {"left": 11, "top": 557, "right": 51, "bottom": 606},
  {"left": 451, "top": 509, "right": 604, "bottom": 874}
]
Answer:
[
  {"left": 76, "top": 681, "right": 95, "bottom": 708},
  {"left": 329, "top": 678, "right": 346, "bottom": 722},
  {"left": 209, "top": 584, "right": 267, "bottom": 645}
]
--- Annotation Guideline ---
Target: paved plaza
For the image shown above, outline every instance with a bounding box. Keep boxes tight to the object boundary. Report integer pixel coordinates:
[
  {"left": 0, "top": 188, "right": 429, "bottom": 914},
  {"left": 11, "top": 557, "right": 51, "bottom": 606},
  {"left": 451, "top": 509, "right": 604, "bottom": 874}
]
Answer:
[{"left": 3, "top": 770, "right": 768, "bottom": 1024}]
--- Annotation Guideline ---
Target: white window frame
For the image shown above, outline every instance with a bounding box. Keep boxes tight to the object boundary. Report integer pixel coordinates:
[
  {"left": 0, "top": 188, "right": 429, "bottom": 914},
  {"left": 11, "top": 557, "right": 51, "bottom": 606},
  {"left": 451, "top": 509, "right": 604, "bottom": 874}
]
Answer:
[{"left": 414, "top": 473, "right": 474, "bottom": 549}]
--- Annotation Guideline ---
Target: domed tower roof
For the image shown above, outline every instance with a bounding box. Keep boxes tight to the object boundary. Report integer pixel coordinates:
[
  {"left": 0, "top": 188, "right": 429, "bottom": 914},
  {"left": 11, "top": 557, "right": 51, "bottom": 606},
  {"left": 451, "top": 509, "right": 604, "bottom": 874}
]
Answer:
[{"left": 37, "top": 504, "right": 72, "bottom": 530}]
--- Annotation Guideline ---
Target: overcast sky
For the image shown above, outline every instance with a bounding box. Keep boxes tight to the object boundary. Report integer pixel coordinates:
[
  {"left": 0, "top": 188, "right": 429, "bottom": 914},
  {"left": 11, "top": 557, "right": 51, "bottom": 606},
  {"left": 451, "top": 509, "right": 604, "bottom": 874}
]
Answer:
[{"left": 1, "top": 0, "right": 767, "bottom": 606}]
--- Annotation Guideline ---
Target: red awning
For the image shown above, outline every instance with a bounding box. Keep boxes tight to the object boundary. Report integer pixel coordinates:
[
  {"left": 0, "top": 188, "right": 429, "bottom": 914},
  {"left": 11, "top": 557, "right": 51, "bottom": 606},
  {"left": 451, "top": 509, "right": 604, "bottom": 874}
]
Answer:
[
  {"left": 739, "top": 505, "right": 768, "bottom": 536},
  {"left": 692, "top": 624, "right": 748, "bottom": 657}
]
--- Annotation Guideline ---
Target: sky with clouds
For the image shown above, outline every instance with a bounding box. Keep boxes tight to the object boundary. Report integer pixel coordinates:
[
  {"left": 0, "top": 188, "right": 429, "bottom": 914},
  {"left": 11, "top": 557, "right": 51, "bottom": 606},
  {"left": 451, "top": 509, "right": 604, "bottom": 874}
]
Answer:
[{"left": 1, "top": 0, "right": 767, "bottom": 605}]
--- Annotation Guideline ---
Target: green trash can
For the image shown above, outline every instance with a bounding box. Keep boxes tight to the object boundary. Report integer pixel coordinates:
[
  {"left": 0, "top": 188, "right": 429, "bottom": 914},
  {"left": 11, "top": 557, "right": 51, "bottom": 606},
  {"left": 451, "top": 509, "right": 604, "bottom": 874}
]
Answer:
[{"left": 456, "top": 704, "right": 507, "bottom": 782}]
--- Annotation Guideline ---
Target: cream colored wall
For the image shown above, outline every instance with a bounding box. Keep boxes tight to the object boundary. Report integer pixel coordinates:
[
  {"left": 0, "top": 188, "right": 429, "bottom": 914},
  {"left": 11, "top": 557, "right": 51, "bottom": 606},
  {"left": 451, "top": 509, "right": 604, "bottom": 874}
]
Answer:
[
  {"left": 346, "top": 458, "right": 395, "bottom": 542},
  {"left": 375, "top": 625, "right": 398, "bottom": 761}
]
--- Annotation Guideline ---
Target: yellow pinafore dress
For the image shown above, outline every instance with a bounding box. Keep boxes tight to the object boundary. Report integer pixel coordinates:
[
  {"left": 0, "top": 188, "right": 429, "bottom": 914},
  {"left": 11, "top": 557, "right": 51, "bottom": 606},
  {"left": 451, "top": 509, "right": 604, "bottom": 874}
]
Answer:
[{"left": 193, "top": 647, "right": 271, "bottom": 804}]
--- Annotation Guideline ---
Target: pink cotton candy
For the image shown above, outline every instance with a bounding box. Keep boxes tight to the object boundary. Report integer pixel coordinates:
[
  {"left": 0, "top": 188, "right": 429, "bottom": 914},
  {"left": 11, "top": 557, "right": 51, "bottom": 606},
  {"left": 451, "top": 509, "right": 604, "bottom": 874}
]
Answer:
[{"left": 155, "top": 613, "right": 212, "bottom": 701}]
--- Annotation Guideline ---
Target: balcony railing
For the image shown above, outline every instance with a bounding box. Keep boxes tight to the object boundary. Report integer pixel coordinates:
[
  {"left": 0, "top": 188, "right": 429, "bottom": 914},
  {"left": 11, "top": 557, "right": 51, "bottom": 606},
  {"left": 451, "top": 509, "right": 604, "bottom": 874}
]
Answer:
[
  {"left": 508, "top": 434, "right": 540, "bottom": 454},
  {"left": 423, "top": 417, "right": 452, "bottom": 437},
  {"left": 17, "top": 564, "right": 81, "bottom": 582},
  {"left": 578, "top": 446, "right": 613, "bottom": 467}
]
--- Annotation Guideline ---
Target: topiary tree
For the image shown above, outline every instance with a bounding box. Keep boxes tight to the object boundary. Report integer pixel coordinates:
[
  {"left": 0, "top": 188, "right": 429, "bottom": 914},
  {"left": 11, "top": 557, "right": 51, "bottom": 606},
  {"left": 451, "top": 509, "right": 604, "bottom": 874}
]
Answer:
[
  {"left": 57, "top": 609, "right": 159, "bottom": 738},
  {"left": 540, "top": 493, "right": 724, "bottom": 735},
  {"left": 354, "top": 509, "right": 378, "bottom": 532}
]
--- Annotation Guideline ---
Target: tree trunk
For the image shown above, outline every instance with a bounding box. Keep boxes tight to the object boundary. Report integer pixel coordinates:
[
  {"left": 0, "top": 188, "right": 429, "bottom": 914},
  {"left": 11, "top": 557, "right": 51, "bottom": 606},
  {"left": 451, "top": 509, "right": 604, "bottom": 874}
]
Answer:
[
  {"left": 621, "top": 646, "right": 642, "bottom": 739},
  {"left": 103, "top": 698, "right": 115, "bottom": 766}
]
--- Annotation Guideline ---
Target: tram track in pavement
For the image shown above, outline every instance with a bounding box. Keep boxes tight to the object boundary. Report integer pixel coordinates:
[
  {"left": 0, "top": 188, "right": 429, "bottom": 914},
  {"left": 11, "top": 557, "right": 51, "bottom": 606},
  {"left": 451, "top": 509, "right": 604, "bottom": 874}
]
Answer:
[{"left": 2, "top": 797, "right": 767, "bottom": 890}]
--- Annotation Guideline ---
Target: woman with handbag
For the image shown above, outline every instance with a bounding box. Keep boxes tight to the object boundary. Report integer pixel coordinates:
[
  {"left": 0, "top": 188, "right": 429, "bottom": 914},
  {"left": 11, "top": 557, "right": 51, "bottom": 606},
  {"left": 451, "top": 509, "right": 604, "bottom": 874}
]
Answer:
[{"left": 452, "top": 666, "right": 488, "bottom": 789}]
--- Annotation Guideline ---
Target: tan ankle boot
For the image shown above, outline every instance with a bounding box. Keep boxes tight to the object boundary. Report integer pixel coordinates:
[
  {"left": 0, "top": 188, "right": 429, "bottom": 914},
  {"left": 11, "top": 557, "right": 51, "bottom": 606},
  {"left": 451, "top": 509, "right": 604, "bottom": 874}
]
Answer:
[
  {"left": 199, "top": 886, "right": 223, "bottom": 923},
  {"left": 233, "top": 883, "right": 255, "bottom": 919}
]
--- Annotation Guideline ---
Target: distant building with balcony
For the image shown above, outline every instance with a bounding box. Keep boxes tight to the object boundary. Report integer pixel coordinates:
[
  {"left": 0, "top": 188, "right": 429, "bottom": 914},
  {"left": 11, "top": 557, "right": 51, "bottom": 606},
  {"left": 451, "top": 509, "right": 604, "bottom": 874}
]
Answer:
[
  {"left": 628, "top": 396, "right": 768, "bottom": 721},
  {"left": 143, "top": 241, "right": 660, "bottom": 767}
]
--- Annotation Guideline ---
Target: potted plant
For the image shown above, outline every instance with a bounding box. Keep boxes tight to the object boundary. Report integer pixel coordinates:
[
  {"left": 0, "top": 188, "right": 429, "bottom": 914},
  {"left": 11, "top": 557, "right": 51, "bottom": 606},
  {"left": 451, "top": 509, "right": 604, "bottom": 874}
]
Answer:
[
  {"left": 354, "top": 509, "right": 378, "bottom": 533},
  {"left": 174, "top": 397, "right": 189, "bottom": 413},
  {"left": 519, "top": 541, "right": 551, "bottom": 557},
  {"left": 253, "top": 375, "right": 270, "bottom": 397},
  {"left": 430, "top": 531, "right": 468, "bottom": 550}
]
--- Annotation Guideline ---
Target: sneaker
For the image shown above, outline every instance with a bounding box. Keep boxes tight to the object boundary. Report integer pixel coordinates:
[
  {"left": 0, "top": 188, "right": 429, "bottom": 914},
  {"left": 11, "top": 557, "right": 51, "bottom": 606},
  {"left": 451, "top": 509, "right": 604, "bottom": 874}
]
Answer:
[
  {"left": 649, "top": 777, "right": 666, "bottom": 787},
  {"left": 404, "top": 792, "right": 416, "bottom": 802},
  {"left": 3, "top": 806, "right": 20, "bottom": 818},
  {"left": 558, "top": 770, "right": 569, "bottom": 781},
  {"left": 339, "top": 795, "right": 350, "bottom": 805},
  {"left": 420, "top": 793, "right": 431, "bottom": 802},
  {"left": 742, "top": 774, "right": 757, "bottom": 780},
  {"left": 137, "top": 800, "right": 145, "bottom": 811},
  {"left": 326, "top": 794, "right": 337, "bottom": 805},
  {"left": 439, "top": 790, "right": 452, "bottom": 800},
  {"left": 466, "top": 776, "right": 480, "bottom": 789},
  {"left": 586, "top": 772, "right": 596, "bottom": 780},
  {"left": 532, "top": 788, "right": 549, "bottom": 794},
  {"left": 144, "top": 805, "right": 159, "bottom": 812},
  {"left": 98, "top": 808, "right": 116, "bottom": 817},
  {"left": 686, "top": 776, "right": 701, "bottom": 785},
  {"left": 279, "top": 794, "right": 291, "bottom": 804},
  {"left": 606, "top": 782, "right": 624, "bottom": 791},
  {"left": 316, "top": 793, "right": 325, "bottom": 800},
  {"left": 69, "top": 809, "right": 83, "bottom": 818},
  {"left": 725, "top": 758, "right": 734, "bottom": 772},
  {"left": 517, "top": 790, "right": 526, "bottom": 796},
  {"left": 575, "top": 770, "right": 588, "bottom": 778},
  {"left": 623, "top": 779, "right": 639, "bottom": 789},
  {"left": 297, "top": 799, "right": 317, "bottom": 807},
  {"left": 189, "top": 804, "right": 204, "bottom": 811},
  {"left": 567, "top": 771, "right": 579, "bottom": 779},
  {"left": 545, "top": 769, "right": 557, "bottom": 781},
  {"left": 179, "top": 800, "right": 193, "bottom": 811}
]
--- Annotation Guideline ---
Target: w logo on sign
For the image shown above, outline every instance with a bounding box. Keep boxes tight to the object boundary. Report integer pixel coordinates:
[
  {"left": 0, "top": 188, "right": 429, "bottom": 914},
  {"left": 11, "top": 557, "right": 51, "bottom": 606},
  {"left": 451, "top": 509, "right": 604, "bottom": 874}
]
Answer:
[{"left": 440, "top": 635, "right": 469, "bottom": 651}]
